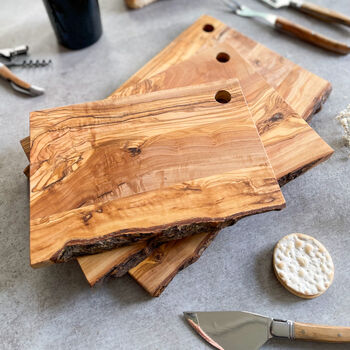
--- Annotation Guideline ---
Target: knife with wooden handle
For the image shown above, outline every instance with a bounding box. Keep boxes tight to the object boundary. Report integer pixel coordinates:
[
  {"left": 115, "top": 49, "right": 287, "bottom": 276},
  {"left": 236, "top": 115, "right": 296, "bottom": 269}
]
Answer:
[
  {"left": 275, "top": 17, "right": 350, "bottom": 55},
  {"left": 261, "top": 0, "right": 350, "bottom": 27},
  {"left": 0, "top": 62, "right": 44, "bottom": 96},
  {"left": 224, "top": 1, "right": 350, "bottom": 55},
  {"left": 184, "top": 311, "right": 350, "bottom": 349}
]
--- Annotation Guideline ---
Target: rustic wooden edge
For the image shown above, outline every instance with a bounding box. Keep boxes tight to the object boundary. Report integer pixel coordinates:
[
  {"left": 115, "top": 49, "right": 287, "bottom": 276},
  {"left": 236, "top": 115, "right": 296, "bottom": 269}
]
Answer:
[
  {"left": 78, "top": 241, "right": 157, "bottom": 286},
  {"left": 129, "top": 230, "right": 220, "bottom": 297}
]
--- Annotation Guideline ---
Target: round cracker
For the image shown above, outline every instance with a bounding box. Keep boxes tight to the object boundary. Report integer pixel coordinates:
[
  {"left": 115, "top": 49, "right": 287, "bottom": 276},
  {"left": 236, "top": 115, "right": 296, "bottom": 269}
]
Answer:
[{"left": 273, "top": 233, "right": 334, "bottom": 299}]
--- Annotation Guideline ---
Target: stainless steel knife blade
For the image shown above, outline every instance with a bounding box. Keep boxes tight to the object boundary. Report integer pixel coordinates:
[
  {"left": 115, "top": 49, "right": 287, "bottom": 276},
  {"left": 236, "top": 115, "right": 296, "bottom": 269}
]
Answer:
[
  {"left": 184, "top": 310, "right": 350, "bottom": 349},
  {"left": 184, "top": 311, "right": 274, "bottom": 350}
]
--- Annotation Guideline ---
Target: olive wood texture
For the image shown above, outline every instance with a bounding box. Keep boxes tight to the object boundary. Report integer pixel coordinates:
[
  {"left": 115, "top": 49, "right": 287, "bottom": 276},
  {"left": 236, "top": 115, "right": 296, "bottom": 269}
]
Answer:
[
  {"left": 29, "top": 79, "right": 285, "bottom": 267},
  {"left": 78, "top": 241, "right": 157, "bottom": 285},
  {"left": 275, "top": 17, "right": 350, "bottom": 55},
  {"left": 19, "top": 13, "right": 333, "bottom": 154},
  {"left": 78, "top": 44, "right": 333, "bottom": 291},
  {"left": 294, "top": 322, "right": 350, "bottom": 343},
  {"left": 298, "top": 2, "right": 350, "bottom": 27},
  {"left": 129, "top": 231, "right": 220, "bottom": 297}
]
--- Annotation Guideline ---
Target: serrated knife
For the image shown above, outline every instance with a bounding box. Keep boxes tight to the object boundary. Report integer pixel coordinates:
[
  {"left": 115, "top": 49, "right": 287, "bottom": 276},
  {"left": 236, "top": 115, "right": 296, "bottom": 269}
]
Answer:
[{"left": 184, "top": 311, "right": 350, "bottom": 349}]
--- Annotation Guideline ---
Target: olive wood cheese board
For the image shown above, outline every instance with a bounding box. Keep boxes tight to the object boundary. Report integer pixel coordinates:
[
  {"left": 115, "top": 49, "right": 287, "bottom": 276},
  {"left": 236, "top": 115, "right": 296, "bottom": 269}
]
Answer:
[
  {"left": 76, "top": 44, "right": 333, "bottom": 290},
  {"left": 29, "top": 79, "right": 285, "bottom": 268}
]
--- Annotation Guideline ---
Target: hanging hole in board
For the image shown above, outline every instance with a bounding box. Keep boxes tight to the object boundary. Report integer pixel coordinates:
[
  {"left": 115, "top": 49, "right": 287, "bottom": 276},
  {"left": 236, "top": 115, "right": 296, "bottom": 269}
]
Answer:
[
  {"left": 203, "top": 24, "right": 215, "bottom": 32},
  {"left": 216, "top": 52, "right": 230, "bottom": 63},
  {"left": 215, "top": 90, "right": 231, "bottom": 104}
]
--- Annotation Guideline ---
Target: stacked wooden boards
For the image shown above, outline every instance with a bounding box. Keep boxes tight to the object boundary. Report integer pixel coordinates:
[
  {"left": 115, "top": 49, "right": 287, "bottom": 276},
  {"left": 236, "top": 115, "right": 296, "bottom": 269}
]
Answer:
[{"left": 25, "top": 15, "right": 333, "bottom": 296}]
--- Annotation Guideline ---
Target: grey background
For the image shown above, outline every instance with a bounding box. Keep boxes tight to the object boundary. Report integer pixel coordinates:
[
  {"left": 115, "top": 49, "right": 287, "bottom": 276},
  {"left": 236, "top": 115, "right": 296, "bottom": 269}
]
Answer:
[{"left": 0, "top": 0, "right": 349, "bottom": 349}]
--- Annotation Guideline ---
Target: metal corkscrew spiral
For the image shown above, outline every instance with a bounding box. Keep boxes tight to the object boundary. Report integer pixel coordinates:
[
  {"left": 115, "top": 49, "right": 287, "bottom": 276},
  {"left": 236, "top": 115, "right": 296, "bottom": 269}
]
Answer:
[{"left": 6, "top": 59, "right": 52, "bottom": 68}]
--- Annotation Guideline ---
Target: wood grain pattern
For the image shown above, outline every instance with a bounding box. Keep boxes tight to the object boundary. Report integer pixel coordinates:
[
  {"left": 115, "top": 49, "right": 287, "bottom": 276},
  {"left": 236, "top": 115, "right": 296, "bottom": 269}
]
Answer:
[
  {"left": 299, "top": 2, "right": 350, "bottom": 27},
  {"left": 20, "top": 137, "right": 30, "bottom": 161},
  {"left": 78, "top": 241, "right": 156, "bottom": 285},
  {"left": 295, "top": 322, "right": 350, "bottom": 343},
  {"left": 109, "top": 15, "right": 332, "bottom": 121},
  {"left": 24, "top": 15, "right": 332, "bottom": 292},
  {"left": 30, "top": 79, "right": 285, "bottom": 267},
  {"left": 275, "top": 17, "right": 350, "bottom": 55},
  {"left": 78, "top": 44, "right": 333, "bottom": 292},
  {"left": 129, "top": 231, "right": 220, "bottom": 296},
  {"left": 20, "top": 14, "right": 332, "bottom": 164}
]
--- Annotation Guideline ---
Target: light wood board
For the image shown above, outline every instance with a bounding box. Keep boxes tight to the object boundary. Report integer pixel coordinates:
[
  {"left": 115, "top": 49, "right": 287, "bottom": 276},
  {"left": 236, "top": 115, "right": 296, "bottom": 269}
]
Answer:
[
  {"left": 20, "top": 14, "right": 332, "bottom": 157},
  {"left": 29, "top": 79, "right": 285, "bottom": 267},
  {"left": 78, "top": 44, "right": 333, "bottom": 290}
]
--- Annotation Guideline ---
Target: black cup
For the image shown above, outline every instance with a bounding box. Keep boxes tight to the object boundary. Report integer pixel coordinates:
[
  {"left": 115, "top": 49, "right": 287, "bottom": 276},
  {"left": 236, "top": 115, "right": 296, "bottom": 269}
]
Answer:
[{"left": 43, "top": 0, "right": 103, "bottom": 50}]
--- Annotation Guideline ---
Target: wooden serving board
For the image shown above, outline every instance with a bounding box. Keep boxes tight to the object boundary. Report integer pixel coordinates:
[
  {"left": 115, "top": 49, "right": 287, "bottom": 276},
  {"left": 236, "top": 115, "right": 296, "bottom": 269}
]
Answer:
[
  {"left": 19, "top": 14, "right": 332, "bottom": 157},
  {"left": 77, "top": 44, "right": 333, "bottom": 289},
  {"left": 30, "top": 79, "right": 285, "bottom": 268},
  {"left": 24, "top": 15, "right": 332, "bottom": 290}
]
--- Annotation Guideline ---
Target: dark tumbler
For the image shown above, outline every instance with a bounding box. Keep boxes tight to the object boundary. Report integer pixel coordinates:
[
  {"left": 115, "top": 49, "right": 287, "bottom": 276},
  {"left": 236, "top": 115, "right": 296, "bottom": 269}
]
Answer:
[{"left": 43, "top": 0, "right": 102, "bottom": 50}]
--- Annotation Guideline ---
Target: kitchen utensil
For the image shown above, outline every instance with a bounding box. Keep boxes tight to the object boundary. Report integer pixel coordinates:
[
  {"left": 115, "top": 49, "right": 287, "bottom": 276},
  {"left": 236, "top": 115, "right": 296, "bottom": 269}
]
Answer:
[
  {"left": 184, "top": 310, "right": 350, "bottom": 349},
  {"left": 5, "top": 59, "right": 52, "bottom": 68},
  {"left": 0, "top": 45, "right": 28, "bottom": 59},
  {"left": 223, "top": 0, "right": 350, "bottom": 54},
  {"left": 43, "top": 0, "right": 102, "bottom": 50},
  {"left": 0, "top": 62, "right": 44, "bottom": 96},
  {"left": 260, "top": 0, "right": 350, "bottom": 27},
  {"left": 29, "top": 79, "right": 285, "bottom": 268}
]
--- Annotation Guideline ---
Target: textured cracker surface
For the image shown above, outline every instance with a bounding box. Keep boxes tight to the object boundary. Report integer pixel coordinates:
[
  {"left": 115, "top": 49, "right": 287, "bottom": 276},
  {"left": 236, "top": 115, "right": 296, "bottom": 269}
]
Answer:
[
  {"left": 336, "top": 104, "right": 350, "bottom": 149},
  {"left": 274, "top": 234, "right": 334, "bottom": 297}
]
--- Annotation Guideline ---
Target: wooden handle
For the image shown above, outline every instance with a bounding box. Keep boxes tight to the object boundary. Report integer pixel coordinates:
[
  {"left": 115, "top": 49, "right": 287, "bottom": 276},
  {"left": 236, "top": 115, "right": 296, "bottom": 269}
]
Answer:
[
  {"left": 295, "top": 322, "right": 350, "bottom": 343},
  {"left": 275, "top": 17, "right": 350, "bottom": 55},
  {"left": 299, "top": 2, "right": 350, "bottom": 27},
  {"left": 0, "top": 64, "right": 31, "bottom": 89},
  {"left": 125, "top": 0, "right": 158, "bottom": 9}
]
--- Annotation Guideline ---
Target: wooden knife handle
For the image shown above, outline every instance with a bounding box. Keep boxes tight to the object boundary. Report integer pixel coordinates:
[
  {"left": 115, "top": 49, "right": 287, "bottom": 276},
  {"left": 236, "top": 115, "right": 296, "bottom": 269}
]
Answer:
[
  {"left": 125, "top": 0, "right": 158, "bottom": 9},
  {"left": 294, "top": 322, "right": 350, "bottom": 343},
  {"left": 275, "top": 17, "right": 350, "bottom": 55},
  {"left": 0, "top": 64, "right": 31, "bottom": 89},
  {"left": 298, "top": 2, "right": 350, "bottom": 27}
]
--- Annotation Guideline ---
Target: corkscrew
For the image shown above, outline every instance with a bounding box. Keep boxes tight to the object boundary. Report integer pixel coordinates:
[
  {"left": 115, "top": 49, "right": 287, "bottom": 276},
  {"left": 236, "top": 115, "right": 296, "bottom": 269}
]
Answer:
[{"left": 0, "top": 45, "right": 52, "bottom": 97}]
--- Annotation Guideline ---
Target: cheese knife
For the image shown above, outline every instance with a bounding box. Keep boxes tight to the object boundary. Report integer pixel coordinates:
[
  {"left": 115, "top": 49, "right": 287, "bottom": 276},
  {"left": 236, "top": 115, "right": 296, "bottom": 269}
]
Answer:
[
  {"left": 259, "top": 0, "right": 350, "bottom": 27},
  {"left": 223, "top": 0, "right": 350, "bottom": 55},
  {"left": 184, "top": 311, "right": 350, "bottom": 349}
]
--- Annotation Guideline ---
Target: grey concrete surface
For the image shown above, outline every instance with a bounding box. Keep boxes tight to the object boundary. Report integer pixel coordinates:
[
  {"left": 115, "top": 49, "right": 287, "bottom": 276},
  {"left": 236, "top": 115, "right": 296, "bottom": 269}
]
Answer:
[{"left": 0, "top": 0, "right": 349, "bottom": 349}]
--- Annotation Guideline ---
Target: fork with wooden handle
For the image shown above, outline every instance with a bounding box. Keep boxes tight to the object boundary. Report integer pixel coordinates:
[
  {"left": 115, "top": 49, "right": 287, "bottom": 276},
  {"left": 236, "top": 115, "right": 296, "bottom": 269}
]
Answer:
[
  {"left": 223, "top": 0, "right": 350, "bottom": 55},
  {"left": 0, "top": 62, "right": 44, "bottom": 96}
]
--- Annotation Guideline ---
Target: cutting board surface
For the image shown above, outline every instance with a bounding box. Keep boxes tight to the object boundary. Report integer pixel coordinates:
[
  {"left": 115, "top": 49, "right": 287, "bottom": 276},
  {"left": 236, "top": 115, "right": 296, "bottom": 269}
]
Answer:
[
  {"left": 78, "top": 44, "right": 333, "bottom": 289},
  {"left": 29, "top": 79, "right": 285, "bottom": 267},
  {"left": 19, "top": 14, "right": 331, "bottom": 156},
  {"left": 110, "top": 15, "right": 331, "bottom": 121}
]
